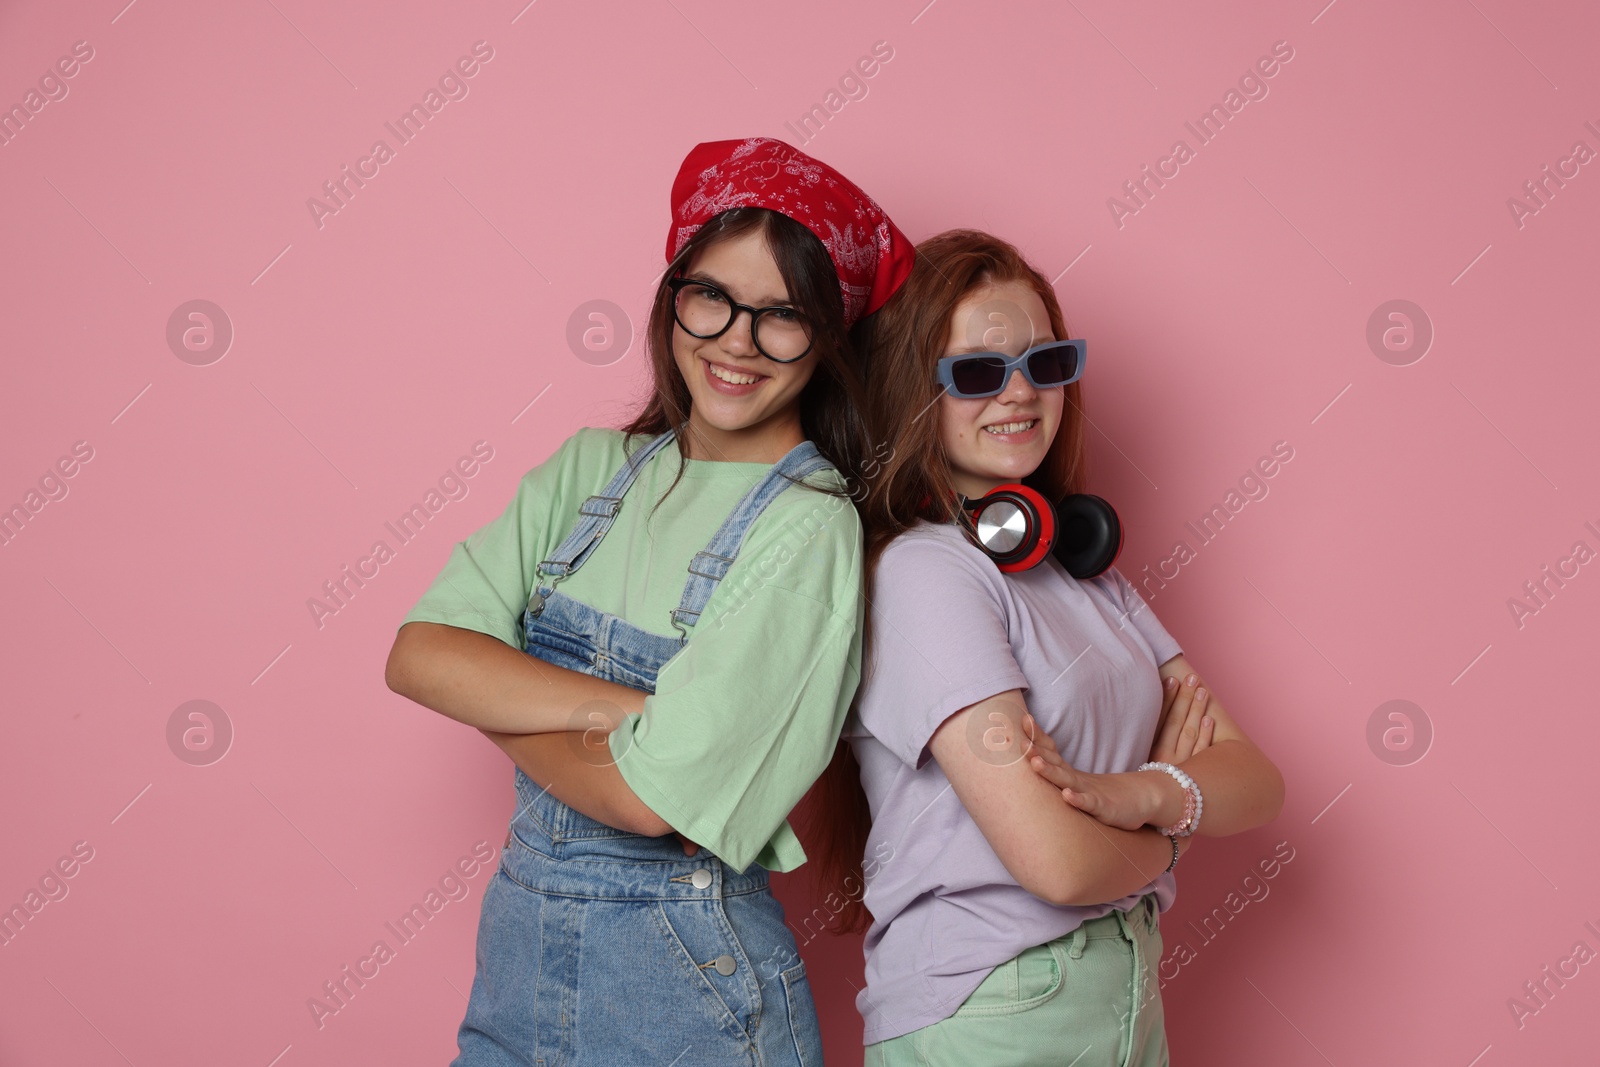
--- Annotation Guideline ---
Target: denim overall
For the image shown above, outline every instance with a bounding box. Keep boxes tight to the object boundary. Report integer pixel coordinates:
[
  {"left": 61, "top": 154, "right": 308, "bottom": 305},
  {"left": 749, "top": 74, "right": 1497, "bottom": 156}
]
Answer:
[{"left": 453, "top": 429, "right": 833, "bottom": 1067}]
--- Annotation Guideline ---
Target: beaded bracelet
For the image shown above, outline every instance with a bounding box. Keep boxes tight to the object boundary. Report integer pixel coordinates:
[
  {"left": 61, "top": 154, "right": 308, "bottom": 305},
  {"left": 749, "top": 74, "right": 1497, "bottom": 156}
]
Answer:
[
  {"left": 1139, "top": 761, "right": 1204, "bottom": 838},
  {"left": 1163, "top": 834, "right": 1181, "bottom": 873}
]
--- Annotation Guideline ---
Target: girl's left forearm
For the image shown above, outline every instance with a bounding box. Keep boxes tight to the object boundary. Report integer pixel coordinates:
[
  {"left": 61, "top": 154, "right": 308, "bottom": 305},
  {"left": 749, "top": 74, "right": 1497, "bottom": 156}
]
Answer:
[
  {"left": 387, "top": 621, "right": 647, "bottom": 733},
  {"left": 480, "top": 728, "right": 673, "bottom": 837},
  {"left": 1151, "top": 739, "right": 1284, "bottom": 837}
]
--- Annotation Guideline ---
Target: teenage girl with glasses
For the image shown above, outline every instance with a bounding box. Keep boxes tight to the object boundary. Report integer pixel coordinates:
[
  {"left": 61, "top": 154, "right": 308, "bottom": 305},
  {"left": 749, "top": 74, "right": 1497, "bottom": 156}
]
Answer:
[
  {"left": 385, "top": 137, "right": 912, "bottom": 1066},
  {"left": 847, "top": 229, "right": 1285, "bottom": 1065}
]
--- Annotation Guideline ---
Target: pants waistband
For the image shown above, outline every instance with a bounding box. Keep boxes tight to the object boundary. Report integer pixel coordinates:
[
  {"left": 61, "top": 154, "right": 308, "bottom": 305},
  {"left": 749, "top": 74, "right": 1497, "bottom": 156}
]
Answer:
[{"left": 1056, "top": 894, "right": 1158, "bottom": 956}]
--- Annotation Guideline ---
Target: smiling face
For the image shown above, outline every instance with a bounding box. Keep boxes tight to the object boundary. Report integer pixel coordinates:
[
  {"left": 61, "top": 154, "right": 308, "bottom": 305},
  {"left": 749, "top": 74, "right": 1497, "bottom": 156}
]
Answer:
[
  {"left": 671, "top": 227, "right": 820, "bottom": 463},
  {"left": 937, "top": 279, "right": 1065, "bottom": 499}
]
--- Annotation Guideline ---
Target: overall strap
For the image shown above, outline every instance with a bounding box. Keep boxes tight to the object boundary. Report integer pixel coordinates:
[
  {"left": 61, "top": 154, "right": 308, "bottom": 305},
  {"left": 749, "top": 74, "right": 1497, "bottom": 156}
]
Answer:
[
  {"left": 669, "top": 439, "right": 836, "bottom": 635},
  {"left": 536, "top": 430, "right": 678, "bottom": 582}
]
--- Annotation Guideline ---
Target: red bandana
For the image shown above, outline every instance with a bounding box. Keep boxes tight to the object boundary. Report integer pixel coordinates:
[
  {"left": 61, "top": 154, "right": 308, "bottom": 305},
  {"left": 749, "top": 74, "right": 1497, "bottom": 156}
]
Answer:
[{"left": 667, "top": 137, "right": 914, "bottom": 327}]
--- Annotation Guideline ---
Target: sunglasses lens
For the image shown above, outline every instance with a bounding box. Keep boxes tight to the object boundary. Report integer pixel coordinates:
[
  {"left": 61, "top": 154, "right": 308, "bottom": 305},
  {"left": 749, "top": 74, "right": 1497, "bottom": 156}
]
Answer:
[
  {"left": 1027, "top": 344, "right": 1078, "bottom": 387},
  {"left": 950, "top": 356, "right": 1007, "bottom": 396}
]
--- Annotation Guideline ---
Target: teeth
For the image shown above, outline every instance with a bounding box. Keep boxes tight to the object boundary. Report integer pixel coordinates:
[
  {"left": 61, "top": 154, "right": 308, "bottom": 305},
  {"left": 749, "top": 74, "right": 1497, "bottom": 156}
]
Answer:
[
  {"left": 984, "top": 419, "right": 1037, "bottom": 435},
  {"left": 708, "top": 363, "right": 761, "bottom": 386}
]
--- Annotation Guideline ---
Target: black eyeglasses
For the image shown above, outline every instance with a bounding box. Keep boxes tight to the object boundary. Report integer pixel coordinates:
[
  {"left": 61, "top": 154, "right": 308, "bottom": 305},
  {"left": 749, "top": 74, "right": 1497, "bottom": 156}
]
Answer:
[
  {"left": 666, "top": 277, "right": 815, "bottom": 363},
  {"left": 935, "top": 339, "right": 1087, "bottom": 399}
]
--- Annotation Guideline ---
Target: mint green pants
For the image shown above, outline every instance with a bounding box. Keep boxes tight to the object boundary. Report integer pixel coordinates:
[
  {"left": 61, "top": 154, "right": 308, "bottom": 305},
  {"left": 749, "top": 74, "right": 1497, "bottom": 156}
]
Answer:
[{"left": 865, "top": 894, "right": 1168, "bottom": 1067}]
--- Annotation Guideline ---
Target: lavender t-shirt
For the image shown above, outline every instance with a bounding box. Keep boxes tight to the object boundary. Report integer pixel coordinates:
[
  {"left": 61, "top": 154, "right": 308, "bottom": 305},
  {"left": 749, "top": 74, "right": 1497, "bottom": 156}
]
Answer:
[{"left": 848, "top": 521, "right": 1184, "bottom": 1045}]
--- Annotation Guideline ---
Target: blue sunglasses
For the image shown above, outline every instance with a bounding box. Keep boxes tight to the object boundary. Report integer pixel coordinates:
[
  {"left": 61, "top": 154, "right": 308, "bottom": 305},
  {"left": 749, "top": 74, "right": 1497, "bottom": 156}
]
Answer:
[{"left": 935, "top": 339, "right": 1087, "bottom": 399}]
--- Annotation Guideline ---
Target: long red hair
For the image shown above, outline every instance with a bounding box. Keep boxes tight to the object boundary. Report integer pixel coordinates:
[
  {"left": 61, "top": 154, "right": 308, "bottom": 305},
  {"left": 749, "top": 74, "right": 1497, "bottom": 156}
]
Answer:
[{"left": 799, "top": 229, "right": 1093, "bottom": 935}]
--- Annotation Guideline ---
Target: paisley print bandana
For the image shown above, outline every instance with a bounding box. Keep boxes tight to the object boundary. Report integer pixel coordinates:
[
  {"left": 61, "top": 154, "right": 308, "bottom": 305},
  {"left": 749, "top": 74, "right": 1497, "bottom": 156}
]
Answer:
[{"left": 667, "top": 137, "right": 914, "bottom": 327}]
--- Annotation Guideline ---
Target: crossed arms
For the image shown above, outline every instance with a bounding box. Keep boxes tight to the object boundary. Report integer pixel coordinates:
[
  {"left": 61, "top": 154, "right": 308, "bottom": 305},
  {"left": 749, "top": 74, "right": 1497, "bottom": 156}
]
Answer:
[
  {"left": 389, "top": 621, "right": 1286, "bottom": 893},
  {"left": 927, "top": 653, "right": 1285, "bottom": 907}
]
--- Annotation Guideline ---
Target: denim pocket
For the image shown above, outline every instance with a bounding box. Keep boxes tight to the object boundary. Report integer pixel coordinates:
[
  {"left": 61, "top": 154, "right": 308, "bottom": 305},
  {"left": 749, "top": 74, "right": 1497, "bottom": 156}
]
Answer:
[
  {"left": 779, "top": 959, "right": 824, "bottom": 1067},
  {"left": 651, "top": 900, "right": 759, "bottom": 1036},
  {"left": 950, "top": 943, "right": 1064, "bottom": 1017}
]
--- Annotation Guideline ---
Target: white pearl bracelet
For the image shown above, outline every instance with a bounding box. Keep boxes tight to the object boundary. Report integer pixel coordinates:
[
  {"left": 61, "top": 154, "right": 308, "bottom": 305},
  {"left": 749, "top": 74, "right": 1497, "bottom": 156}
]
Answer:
[{"left": 1139, "top": 761, "right": 1203, "bottom": 838}]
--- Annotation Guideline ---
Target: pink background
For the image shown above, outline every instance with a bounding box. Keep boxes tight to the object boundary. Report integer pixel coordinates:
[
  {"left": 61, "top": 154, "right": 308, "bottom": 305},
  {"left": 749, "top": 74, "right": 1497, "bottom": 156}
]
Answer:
[{"left": 3, "top": 0, "right": 1597, "bottom": 1063}]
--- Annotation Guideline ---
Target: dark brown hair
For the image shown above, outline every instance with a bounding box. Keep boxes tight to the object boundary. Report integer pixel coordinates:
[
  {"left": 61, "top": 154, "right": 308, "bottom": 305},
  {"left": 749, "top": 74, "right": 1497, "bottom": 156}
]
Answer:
[
  {"left": 813, "top": 229, "right": 1092, "bottom": 935},
  {"left": 620, "top": 207, "right": 882, "bottom": 916}
]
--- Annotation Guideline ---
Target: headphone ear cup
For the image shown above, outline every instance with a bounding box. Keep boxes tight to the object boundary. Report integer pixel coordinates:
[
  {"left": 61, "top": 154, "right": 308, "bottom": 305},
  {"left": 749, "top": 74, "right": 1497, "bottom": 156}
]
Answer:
[
  {"left": 969, "top": 484, "right": 1055, "bottom": 572},
  {"left": 1053, "top": 494, "right": 1122, "bottom": 578}
]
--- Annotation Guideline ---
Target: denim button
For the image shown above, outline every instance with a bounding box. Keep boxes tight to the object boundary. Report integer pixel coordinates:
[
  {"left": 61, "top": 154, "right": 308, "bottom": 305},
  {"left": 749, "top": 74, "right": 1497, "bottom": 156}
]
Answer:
[
  {"left": 712, "top": 954, "right": 737, "bottom": 976},
  {"left": 690, "top": 868, "right": 712, "bottom": 889}
]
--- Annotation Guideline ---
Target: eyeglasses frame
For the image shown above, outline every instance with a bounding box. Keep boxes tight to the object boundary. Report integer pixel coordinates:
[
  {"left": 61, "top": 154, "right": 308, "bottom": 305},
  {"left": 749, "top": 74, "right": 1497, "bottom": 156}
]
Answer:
[{"left": 665, "top": 276, "right": 815, "bottom": 364}]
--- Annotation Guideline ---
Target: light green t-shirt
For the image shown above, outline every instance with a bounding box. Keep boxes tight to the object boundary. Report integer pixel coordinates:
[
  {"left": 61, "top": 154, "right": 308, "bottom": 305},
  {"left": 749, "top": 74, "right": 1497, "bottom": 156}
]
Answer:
[{"left": 399, "top": 426, "right": 865, "bottom": 873}]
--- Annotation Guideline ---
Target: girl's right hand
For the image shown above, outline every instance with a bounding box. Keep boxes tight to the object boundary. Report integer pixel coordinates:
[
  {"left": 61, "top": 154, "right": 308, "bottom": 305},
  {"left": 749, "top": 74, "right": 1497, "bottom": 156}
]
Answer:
[{"left": 1148, "top": 674, "right": 1215, "bottom": 765}]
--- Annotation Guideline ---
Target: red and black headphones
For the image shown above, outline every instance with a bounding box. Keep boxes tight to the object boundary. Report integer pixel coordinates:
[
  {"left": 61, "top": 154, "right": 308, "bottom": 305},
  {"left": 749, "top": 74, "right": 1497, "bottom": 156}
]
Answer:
[{"left": 956, "top": 484, "right": 1123, "bottom": 579}]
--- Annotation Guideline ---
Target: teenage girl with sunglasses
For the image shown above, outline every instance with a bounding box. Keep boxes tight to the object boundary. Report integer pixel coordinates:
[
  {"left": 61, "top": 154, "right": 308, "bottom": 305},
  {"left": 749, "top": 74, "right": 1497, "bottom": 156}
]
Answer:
[
  {"left": 384, "top": 137, "right": 912, "bottom": 1066},
  {"left": 848, "top": 229, "right": 1285, "bottom": 1065}
]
